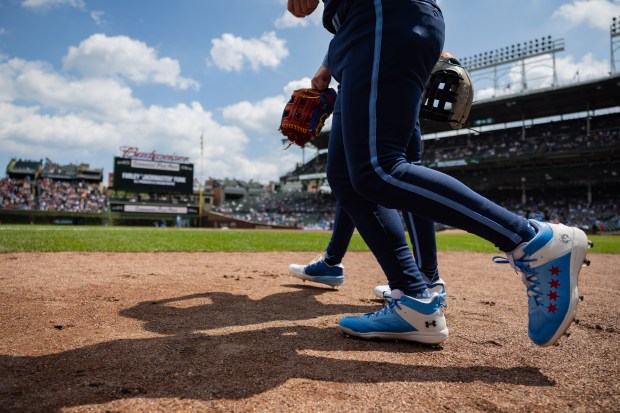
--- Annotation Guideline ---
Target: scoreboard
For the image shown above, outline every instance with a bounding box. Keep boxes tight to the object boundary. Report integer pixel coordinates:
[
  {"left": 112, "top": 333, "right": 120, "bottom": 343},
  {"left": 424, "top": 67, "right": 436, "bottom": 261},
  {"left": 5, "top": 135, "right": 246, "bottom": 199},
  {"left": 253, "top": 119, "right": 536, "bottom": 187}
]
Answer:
[{"left": 112, "top": 157, "right": 194, "bottom": 194}]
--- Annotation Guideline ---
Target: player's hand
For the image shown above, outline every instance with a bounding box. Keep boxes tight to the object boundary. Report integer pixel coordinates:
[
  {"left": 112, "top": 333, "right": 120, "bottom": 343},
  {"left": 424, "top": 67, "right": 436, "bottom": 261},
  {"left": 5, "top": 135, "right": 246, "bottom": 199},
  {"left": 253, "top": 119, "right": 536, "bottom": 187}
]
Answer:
[
  {"left": 287, "top": 0, "right": 319, "bottom": 17},
  {"left": 311, "top": 64, "right": 332, "bottom": 91}
]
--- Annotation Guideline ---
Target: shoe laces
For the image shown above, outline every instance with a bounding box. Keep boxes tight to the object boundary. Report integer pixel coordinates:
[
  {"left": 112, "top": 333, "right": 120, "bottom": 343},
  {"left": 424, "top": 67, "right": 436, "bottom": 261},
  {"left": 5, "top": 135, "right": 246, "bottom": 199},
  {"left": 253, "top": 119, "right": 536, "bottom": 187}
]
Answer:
[
  {"left": 367, "top": 297, "right": 403, "bottom": 318},
  {"left": 493, "top": 255, "right": 543, "bottom": 305},
  {"left": 493, "top": 213, "right": 546, "bottom": 304},
  {"left": 370, "top": 293, "right": 446, "bottom": 317},
  {"left": 308, "top": 254, "right": 324, "bottom": 265}
]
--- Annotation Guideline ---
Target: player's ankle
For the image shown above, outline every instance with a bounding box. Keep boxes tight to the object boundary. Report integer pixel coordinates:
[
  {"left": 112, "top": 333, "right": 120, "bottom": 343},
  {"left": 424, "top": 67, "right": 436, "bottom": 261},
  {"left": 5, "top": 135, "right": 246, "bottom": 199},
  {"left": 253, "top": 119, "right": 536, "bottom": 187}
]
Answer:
[
  {"left": 522, "top": 221, "right": 537, "bottom": 242},
  {"left": 401, "top": 287, "right": 431, "bottom": 299},
  {"left": 421, "top": 267, "right": 439, "bottom": 283},
  {"left": 323, "top": 257, "right": 341, "bottom": 266}
]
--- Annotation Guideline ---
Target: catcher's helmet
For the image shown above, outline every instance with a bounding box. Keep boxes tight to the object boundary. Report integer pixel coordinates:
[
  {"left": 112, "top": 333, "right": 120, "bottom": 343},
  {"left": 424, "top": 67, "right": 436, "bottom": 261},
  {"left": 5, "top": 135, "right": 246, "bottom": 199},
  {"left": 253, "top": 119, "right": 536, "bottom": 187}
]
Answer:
[{"left": 420, "top": 53, "right": 474, "bottom": 129}]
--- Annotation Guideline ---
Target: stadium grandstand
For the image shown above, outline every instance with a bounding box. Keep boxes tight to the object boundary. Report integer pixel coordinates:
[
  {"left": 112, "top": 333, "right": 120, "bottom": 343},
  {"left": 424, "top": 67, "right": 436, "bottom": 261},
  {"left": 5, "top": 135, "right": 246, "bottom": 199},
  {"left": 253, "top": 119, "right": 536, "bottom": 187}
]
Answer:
[
  {"left": 1, "top": 159, "right": 107, "bottom": 216},
  {"left": 2, "top": 37, "right": 619, "bottom": 232},
  {"left": 230, "top": 71, "right": 620, "bottom": 233},
  {"left": 0, "top": 157, "right": 290, "bottom": 228}
]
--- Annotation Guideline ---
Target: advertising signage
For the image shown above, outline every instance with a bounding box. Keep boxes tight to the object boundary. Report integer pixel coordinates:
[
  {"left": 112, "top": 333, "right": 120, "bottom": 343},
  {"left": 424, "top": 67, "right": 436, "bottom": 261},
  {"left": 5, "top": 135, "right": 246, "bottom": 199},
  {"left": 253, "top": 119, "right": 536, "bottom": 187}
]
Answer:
[{"left": 112, "top": 157, "right": 194, "bottom": 194}]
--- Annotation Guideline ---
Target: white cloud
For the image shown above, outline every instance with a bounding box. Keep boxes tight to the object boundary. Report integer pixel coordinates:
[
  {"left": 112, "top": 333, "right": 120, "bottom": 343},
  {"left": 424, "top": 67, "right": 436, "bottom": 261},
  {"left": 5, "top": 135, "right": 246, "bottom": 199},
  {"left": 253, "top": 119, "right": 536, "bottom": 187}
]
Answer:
[
  {"left": 222, "top": 96, "right": 287, "bottom": 134},
  {"left": 0, "top": 57, "right": 140, "bottom": 119},
  {"left": 63, "top": 34, "right": 199, "bottom": 90},
  {"left": 0, "top": 99, "right": 286, "bottom": 182},
  {"left": 0, "top": 103, "right": 120, "bottom": 150},
  {"left": 209, "top": 32, "right": 289, "bottom": 72},
  {"left": 90, "top": 10, "right": 104, "bottom": 26},
  {"left": 283, "top": 77, "right": 313, "bottom": 96},
  {"left": 21, "top": 0, "right": 84, "bottom": 10},
  {"left": 221, "top": 78, "right": 314, "bottom": 134},
  {"left": 552, "top": 0, "right": 620, "bottom": 31},
  {"left": 0, "top": 52, "right": 297, "bottom": 182},
  {"left": 555, "top": 53, "right": 610, "bottom": 82},
  {"left": 274, "top": 2, "right": 324, "bottom": 29},
  {"left": 221, "top": 76, "right": 334, "bottom": 140},
  {"left": 473, "top": 53, "right": 610, "bottom": 100}
]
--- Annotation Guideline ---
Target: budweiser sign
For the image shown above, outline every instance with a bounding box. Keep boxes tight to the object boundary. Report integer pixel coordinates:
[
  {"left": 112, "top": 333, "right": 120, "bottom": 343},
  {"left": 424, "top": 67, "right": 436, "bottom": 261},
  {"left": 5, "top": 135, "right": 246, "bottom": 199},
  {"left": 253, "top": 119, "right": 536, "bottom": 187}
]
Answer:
[{"left": 119, "top": 146, "right": 190, "bottom": 163}]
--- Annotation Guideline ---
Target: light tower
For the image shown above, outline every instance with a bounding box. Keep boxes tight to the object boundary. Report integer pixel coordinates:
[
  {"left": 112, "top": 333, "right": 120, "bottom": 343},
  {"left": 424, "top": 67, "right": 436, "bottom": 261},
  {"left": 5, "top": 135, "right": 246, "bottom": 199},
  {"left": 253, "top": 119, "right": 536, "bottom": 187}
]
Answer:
[
  {"left": 611, "top": 16, "right": 620, "bottom": 74},
  {"left": 460, "top": 36, "right": 565, "bottom": 97}
]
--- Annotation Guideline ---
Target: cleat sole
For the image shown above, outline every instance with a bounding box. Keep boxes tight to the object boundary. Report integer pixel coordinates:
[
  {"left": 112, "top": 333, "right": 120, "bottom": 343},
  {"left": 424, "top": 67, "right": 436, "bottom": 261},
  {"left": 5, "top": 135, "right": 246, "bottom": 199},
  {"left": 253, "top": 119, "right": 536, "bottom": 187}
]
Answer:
[
  {"left": 290, "top": 273, "right": 344, "bottom": 287},
  {"left": 339, "top": 326, "right": 448, "bottom": 345}
]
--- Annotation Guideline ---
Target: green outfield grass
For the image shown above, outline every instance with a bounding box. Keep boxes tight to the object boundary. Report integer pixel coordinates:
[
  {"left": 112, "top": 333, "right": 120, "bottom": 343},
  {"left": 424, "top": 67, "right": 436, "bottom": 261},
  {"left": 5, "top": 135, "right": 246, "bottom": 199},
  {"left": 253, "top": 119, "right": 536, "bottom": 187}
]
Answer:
[{"left": 0, "top": 225, "right": 618, "bottom": 254}]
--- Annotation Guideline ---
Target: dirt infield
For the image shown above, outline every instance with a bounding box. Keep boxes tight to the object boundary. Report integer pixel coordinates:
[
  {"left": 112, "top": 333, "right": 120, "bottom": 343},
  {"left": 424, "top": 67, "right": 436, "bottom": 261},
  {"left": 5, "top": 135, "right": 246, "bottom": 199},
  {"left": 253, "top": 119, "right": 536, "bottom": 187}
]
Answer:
[{"left": 1, "top": 251, "right": 618, "bottom": 412}]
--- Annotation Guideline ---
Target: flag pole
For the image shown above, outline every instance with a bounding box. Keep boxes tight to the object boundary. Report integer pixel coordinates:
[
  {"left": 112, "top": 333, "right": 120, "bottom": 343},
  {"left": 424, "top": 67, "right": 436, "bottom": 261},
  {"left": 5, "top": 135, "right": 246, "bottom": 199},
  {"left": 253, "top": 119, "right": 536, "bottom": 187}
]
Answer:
[{"left": 198, "top": 133, "right": 204, "bottom": 227}]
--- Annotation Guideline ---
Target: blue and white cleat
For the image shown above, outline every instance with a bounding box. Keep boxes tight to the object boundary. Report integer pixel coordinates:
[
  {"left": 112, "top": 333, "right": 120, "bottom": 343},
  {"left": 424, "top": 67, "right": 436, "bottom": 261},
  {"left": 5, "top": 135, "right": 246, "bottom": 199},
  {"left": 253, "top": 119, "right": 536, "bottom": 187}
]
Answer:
[
  {"left": 495, "top": 219, "right": 592, "bottom": 347},
  {"left": 339, "top": 290, "right": 448, "bottom": 344},
  {"left": 373, "top": 278, "right": 447, "bottom": 303},
  {"left": 289, "top": 255, "right": 344, "bottom": 287}
]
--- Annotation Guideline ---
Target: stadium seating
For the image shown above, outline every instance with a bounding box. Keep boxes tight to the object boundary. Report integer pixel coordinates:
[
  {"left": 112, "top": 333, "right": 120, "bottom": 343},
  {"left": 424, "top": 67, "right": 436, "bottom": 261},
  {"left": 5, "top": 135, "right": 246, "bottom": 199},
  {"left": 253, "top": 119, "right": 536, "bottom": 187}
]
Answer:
[{"left": 2, "top": 113, "right": 618, "bottom": 231}]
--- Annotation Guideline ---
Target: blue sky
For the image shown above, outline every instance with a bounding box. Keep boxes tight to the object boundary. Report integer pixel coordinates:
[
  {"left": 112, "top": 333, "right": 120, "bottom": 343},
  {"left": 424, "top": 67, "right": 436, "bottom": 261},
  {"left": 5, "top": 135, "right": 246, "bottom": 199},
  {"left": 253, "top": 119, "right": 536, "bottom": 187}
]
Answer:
[{"left": 1, "top": 0, "right": 618, "bottom": 184}]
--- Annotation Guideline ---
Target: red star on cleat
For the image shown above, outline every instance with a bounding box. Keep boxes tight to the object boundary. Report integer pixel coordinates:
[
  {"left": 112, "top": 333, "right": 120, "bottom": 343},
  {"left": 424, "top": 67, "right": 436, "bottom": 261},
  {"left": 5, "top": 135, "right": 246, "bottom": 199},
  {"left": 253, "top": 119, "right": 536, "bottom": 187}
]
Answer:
[
  {"left": 549, "top": 266, "right": 561, "bottom": 276},
  {"left": 549, "top": 279, "right": 560, "bottom": 289},
  {"left": 547, "top": 303, "right": 557, "bottom": 313},
  {"left": 547, "top": 291, "right": 559, "bottom": 301}
]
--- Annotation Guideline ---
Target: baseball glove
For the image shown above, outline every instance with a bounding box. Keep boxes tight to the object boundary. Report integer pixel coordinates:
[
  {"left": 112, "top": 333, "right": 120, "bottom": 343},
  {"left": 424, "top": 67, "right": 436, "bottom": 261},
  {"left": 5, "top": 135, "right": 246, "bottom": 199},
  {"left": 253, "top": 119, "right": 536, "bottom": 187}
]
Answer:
[
  {"left": 279, "top": 88, "right": 337, "bottom": 147},
  {"left": 420, "top": 51, "right": 474, "bottom": 129}
]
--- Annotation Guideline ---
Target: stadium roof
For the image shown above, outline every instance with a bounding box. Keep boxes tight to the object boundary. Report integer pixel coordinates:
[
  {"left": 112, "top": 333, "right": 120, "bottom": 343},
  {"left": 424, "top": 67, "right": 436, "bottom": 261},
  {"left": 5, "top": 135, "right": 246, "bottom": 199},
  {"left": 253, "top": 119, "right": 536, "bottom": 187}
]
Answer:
[
  {"left": 308, "top": 73, "right": 620, "bottom": 149},
  {"left": 6, "top": 158, "right": 42, "bottom": 177}
]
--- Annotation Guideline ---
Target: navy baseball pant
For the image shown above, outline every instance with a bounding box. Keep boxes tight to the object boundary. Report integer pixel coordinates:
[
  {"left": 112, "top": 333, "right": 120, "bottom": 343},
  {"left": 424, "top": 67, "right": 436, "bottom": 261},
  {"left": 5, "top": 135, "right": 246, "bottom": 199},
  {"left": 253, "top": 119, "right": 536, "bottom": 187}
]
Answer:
[{"left": 325, "top": 0, "right": 532, "bottom": 293}]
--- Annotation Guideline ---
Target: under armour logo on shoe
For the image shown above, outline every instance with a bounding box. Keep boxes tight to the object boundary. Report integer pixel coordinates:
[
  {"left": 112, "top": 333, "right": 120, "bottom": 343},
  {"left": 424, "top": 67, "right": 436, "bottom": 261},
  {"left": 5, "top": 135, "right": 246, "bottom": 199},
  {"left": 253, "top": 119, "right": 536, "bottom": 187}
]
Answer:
[
  {"left": 560, "top": 234, "right": 571, "bottom": 243},
  {"left": 425, "top": 321, "right": 437, "bottom": 328}
]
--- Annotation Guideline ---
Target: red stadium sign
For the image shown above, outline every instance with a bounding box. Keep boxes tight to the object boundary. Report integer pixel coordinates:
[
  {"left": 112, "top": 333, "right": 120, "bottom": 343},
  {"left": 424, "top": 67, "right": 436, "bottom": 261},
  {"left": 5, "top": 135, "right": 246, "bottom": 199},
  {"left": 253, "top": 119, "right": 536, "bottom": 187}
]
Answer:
[{"left": 119, "top": 146, "right": 190, "bottom": 163}]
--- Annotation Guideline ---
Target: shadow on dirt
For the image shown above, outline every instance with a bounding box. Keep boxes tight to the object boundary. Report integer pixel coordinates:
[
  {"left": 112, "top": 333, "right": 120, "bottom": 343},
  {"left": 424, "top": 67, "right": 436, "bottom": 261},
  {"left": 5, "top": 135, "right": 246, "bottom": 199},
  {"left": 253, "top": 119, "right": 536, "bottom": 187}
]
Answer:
[{"left": 0, "top": 285, "right": 554, "bottom": 411}]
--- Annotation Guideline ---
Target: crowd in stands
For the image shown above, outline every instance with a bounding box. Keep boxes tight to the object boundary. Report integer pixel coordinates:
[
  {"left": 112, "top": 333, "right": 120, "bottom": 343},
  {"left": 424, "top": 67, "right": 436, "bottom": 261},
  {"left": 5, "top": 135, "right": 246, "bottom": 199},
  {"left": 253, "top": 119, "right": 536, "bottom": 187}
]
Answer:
[
  {"left": 214, "top": 191, "right": 335, "bottom": 229},
  {"left": 2, "top": 113, "right": 618, "bottom": 231},
  {"left": 282, "top": 113, "right": 620, "bottom": 177},
  {"left": 479, "top": 190, "right": 619, "bottom": 234},
  {"left": 2, "top": 177, "right": 617, "bottom": 233},
  {"left": 0, "top": 178, "right": 107, "bottom": 213},
  {"left": 422, "top": 114, "right": 619, "bottom": 165},
  {"left": 214, "top": 186, "right": 618, "bottom": 233}
]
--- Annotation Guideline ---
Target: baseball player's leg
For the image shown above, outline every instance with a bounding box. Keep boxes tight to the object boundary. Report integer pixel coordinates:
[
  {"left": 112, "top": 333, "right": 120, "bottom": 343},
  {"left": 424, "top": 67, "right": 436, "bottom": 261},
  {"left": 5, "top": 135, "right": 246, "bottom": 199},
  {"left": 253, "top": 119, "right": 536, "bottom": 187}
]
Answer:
[
  {"left": 326, "top": 87, "right": 448, "bottom": 343},
  {"left": 288, "top": 201, "right": 353, "bottom": 287},
  {"left": 373, "top": 117, "right": 444, "bottom": 300},
  {"left": 332, "top": 0, "right": 530, "bottom": 252},
  {"left": 326, "top": 93, "right": 429, "bottom": 296},
  {"left": 374, "top": 211, "right": 446, "bottom": 300},
  {"left": 403, "top": 118, "right": 439, "bottom": 282},
  {"left": 331, "top": 0, "right": 590, "bottom": 346},
  {"left": 323, "top": 202, "right": 355, "bottom": 265},
  {"left": 403, "top": 212, "right": 438, "bottom": 280}
]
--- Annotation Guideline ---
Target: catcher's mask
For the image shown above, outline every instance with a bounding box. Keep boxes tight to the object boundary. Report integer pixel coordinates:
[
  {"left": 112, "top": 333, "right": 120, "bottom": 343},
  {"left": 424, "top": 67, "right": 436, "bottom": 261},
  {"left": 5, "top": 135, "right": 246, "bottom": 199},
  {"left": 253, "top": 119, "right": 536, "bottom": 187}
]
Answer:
[{"left": 420, "top": 56, "right": 474, "bottom": 129}]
